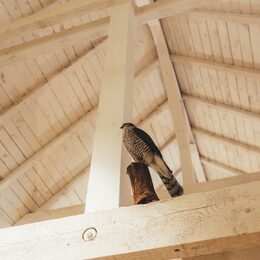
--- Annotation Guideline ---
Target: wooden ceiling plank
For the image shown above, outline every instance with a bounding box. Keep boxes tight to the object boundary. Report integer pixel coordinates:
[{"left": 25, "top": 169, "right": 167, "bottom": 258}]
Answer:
[
  {"left": 0, "top": 41, "right": 105, "bottom": 125},
  {"left": 0, "top": 108, "right": 97, "bottom": 195},
  {"left": 37, "top": 168, "right": 89, "bottom": 212},
  {"left": 1, "top": 180, "right": 260, "bottom": 259}
]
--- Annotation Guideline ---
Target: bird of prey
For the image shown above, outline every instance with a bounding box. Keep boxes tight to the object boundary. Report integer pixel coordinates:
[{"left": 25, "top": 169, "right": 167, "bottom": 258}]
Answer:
[{"left": 121, "top": 122, "right": 183, "bottom": 198}]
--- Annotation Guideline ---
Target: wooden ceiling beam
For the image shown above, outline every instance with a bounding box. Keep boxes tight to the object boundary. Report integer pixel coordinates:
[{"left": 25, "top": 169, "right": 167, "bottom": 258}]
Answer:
[
  {"left": 0, "top": 0, "right": 120, "bottom": 40},
  {"left": 200, "top": 156, "right": 251, "bottom": 176},
  {"left": 85, "top": 1, "right": 135, "bottom": 212},
  {"left": 149, "top": 20, "right": 196, "bottom": 189},
  {"left": 1, "top": 180, "right": 260, "bottom": 259},
  {"left": 135, "top": 0, "right": 212, "bottom": 24},
  {"left": 158, "top": 135, "right": 253, "bottom": 179},
  {"left": 0, "top": 108, "right": 97, "bottom": 195},
  {"left": 0, "top": 17, "right": 109, "bottom": 66},
  {"left": 0, "top": 41, "right": 105, "bottom": 123},
  {"left": 185, "top": 10, "right": 260, "bottom": 25},
  {"left": 172, "top": 55, "right": 260, "bottom": 79},
  {"left": 146, "top": 12, "right": 206, "bottom": 189},
  {"left": 0, "top": 0, "right": 213, "bottom": 40},
  {"left": 183, "top": 94, "right": 259, "bottom": 122},
  {"left": 193, "top": 128, "right": 260, "bottom": 155}
]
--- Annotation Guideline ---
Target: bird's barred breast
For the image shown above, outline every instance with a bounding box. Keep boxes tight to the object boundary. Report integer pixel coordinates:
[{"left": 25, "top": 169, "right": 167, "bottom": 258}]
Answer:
[{"left": 123, "top": 130, "right": 152, "bottom": 162}]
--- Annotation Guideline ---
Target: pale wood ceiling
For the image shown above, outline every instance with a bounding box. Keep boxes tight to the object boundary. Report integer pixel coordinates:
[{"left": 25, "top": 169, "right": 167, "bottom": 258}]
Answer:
[{"left": 0, "top": 0, "right": 259, "bottom": 227}]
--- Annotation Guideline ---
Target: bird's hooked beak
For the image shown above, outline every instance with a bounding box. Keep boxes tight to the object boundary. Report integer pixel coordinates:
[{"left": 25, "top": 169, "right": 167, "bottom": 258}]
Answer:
[{"left": 120, "top": 124, "right": 124, "bottom": 129}]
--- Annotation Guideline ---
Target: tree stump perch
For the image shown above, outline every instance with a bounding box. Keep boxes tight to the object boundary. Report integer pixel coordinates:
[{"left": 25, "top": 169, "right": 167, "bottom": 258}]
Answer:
[{"left": 127, "top": 162, "right": 159, "bottom": 204}]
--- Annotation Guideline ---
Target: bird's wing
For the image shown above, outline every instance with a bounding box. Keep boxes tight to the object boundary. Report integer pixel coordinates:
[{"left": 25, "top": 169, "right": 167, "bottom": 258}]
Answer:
[{"left": 133, "top": 127, "right": 162, "bottom": 156}]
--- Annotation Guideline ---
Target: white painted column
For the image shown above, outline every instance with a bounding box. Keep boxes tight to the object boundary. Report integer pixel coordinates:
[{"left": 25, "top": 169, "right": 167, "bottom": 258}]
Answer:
[{"left": 85, "top": 0, "right": 135, "bottom": 212}]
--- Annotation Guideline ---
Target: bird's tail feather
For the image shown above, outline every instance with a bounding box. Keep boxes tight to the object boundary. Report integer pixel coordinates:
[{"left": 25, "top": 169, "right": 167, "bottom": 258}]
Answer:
[
  {"left": 153, "top": 155, "right": 172, "bottom": 179},
  {"left": 160, "top": 175, "right": 183, "bottom": 198}
]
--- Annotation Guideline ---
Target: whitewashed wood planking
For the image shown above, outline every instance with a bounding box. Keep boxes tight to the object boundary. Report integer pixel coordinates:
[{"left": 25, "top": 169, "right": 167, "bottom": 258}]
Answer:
[
  {"left": 0, "top": 0, "right": 259, "bottom": 234},
  {"left": 0, "top": 58, "right": 166, "bottom": 224},
  {"left": 162, "top": 11, "right": 260, "bottom": 69}
]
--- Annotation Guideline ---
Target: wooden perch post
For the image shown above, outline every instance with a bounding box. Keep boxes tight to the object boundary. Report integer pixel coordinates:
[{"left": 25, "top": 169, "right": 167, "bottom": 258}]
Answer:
[{"left": 127, "top": 162, "right": 159, "bottom": 204}]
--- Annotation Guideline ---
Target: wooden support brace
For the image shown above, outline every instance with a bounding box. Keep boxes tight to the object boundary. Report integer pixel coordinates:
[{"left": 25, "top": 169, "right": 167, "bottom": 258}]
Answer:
[
  {"left": 127, "top": 162, "right": 159, "bottom": 204},
  {"left": 148, "top": 19, "right": 197, "bottom": 190},
  {"left": 0, "top": 181, "right": 260, "bottom": 259}
]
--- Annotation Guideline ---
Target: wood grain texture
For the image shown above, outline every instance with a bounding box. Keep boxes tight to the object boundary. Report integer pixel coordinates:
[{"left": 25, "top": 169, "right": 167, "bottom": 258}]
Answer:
[
  {"left": 0, "top": 181, "right": 260, "bottom": 259},
  {"left": 127, "top": 162, "right": 159, "bottom": 204}
]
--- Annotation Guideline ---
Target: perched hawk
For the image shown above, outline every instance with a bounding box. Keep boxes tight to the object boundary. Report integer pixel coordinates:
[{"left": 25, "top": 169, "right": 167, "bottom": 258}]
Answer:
[{"left": 121, "top": 122, "right": 183, "bottom": 198}]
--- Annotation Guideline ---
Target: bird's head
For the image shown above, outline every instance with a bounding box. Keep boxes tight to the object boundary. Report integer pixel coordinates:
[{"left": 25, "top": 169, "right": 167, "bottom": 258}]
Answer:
[{"left": 120, "top": 122, "right": 135, "bottom": 129}]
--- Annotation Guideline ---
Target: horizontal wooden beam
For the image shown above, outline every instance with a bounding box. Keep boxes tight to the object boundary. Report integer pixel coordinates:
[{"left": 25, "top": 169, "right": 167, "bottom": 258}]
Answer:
[
  {"left": 193, "top": 127, "right": 260, "bottom": 155},
  {"left": 183, "top": 94, "right": 259, "bottom": 122},
  {"left": 172, "top": 55, "right": 260, "bottom": 79},
  {"left": 0, "top": 181, "right": 260, "bottom": 259},
  {"left": 188, "top": 171, "right": 260, "bottom": 193},
  {"left": 0, "top": 17, "right": 109, "bottom": 65}
]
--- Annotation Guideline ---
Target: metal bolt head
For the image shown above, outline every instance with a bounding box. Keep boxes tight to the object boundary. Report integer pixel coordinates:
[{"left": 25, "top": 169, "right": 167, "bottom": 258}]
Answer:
[{"left": 82, "top": 227, "right": 97, "bottom": 241}]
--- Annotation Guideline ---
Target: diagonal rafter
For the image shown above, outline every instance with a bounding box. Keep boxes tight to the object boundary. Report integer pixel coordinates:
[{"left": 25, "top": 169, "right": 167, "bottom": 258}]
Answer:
[
  {"left": 0, "top": 18, "right": 109, "bottom": 66},
  {"left": 136, "top": 0, "right": 206, "bottom": 189}
]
